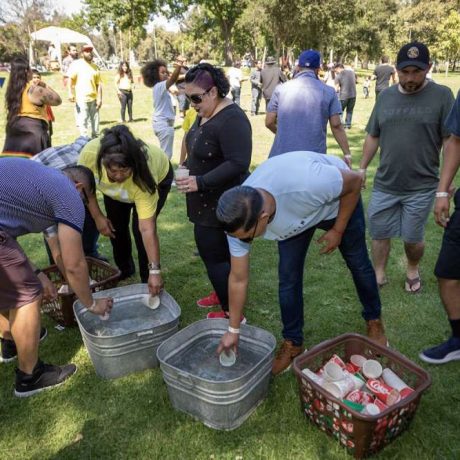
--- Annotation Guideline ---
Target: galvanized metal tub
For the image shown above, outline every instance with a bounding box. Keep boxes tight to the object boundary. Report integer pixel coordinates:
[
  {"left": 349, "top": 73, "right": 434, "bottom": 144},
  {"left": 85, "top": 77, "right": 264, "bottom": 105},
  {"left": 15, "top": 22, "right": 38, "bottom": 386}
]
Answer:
[
  {"left": 156, "top": 319, "right": 276, "bottom": 430},
  {"left": 74, "top": 284, "right": 181, "bottom": 379}
]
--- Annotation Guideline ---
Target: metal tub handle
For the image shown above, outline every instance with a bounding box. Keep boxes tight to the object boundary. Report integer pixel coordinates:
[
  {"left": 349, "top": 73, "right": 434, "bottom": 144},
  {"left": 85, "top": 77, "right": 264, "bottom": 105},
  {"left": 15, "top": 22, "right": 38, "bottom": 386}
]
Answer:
[
  {"left": 177, "top": 372, "right": 194, "bottom": 389},
  {"left": 137, "top": 330, "right": 154, "bottom": 338}
]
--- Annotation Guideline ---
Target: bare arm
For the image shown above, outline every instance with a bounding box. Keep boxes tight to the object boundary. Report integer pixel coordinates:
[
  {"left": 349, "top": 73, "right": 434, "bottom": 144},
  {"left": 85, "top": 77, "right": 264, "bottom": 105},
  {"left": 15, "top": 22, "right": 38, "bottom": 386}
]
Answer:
[
  {"left": 217, "top": 253, "right": 250, "bottom": 353},
  {"left": 434, "top": 134, "right": 460, "bottom": 227},
  {"left": 359, "top": 134, "right": 380, "bottom": 188},
  {"left": 330, "top": 114, "right": 352, "bottom": 167},
  {"left": 316, "top": 169, "right": 362, "bottom": 254},
  {"left": 166, "top": 58, "right": 185, "bottom": 90},
  {"left": 179, "top": 136, "right": 188, "bottom": 165},
  {"left": 138, "top": 216, "right": 163, "bottom": 296},
  {"left": 96, "top": 83, "right": 103, "bottom": 109},
  {"left": 57, "top": 223, "right": 112, "bottom": 315},
  {"left": 28, "top": 82, "right": 62, "bottom": 107},
  {"left": 86, "top": 192, "right": 115, "bottom": 238},
  {"left": 265, "top": 111, "right": 277, "bottom": 134}
]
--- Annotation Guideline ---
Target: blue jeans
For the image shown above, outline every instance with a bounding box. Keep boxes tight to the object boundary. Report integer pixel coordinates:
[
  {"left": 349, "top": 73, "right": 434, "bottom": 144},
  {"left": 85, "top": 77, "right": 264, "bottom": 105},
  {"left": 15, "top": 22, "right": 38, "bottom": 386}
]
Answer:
[{"left": 277, "top": 200, "right": 381, "bottom": 345}]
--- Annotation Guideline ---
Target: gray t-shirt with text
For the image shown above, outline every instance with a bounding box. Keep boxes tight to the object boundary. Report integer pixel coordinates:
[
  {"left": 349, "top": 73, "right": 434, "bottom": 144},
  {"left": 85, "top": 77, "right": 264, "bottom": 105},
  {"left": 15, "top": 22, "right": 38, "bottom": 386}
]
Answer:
[{"left": 366, "top": 82, "right": 454, "bottom": 193}]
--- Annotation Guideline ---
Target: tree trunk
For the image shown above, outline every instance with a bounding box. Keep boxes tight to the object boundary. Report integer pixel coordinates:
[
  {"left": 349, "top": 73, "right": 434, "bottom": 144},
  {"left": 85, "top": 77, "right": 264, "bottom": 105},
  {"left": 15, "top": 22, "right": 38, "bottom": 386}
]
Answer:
[{"left": 223, "top": 29, "right": 233, "bottom": 66}]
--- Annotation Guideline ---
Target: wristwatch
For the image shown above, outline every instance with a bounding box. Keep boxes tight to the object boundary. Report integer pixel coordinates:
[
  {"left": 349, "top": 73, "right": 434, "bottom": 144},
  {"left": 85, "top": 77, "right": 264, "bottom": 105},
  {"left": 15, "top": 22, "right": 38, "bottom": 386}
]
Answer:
[{"left": 148, "top": 262, "right": 161, "bottom": 270}]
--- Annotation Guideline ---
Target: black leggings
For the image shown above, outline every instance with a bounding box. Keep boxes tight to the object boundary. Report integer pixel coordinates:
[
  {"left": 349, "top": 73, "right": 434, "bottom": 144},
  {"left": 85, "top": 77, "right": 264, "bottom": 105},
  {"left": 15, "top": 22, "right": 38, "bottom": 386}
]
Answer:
[
  {"left": 194, "top": 224, "right": 230, "bottom": 311},
  {"left": 119, "top": 90, "right": 133, "bottom": 122},
  {"left": 103, "top": 163, "right": 173, "bottom": 281}
]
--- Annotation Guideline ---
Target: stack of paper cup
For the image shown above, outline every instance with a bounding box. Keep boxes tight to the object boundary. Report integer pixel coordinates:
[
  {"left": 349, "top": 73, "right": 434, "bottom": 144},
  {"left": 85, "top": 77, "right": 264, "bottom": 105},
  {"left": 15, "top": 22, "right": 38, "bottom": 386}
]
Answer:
[
  {"left": 175, "top": 167, "right": 189, "bottom": 180},
  {"left": 382, "top": 369, "right": 414, "bottom": 398}
]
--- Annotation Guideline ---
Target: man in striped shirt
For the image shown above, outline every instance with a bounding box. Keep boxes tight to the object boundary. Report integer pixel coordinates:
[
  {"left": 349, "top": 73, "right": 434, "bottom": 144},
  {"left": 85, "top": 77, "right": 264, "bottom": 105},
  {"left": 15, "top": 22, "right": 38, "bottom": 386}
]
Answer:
[{"left": 0, "top": 158, "right": 112, "bottom": 397}]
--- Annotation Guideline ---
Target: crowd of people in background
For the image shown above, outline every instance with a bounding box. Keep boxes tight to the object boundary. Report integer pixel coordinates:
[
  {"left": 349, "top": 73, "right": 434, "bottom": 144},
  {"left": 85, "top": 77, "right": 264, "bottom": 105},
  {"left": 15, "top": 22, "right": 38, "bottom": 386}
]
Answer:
[{"left": 1, "top": 40, "right": 460, "bottom": 398}]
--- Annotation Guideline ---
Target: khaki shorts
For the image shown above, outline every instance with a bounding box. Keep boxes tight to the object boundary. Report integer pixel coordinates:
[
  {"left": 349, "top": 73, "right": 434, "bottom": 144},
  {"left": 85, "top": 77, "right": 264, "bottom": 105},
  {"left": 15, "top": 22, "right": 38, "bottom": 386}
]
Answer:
[{"left": 0, "top": 230, "right": 42, "bottom": 310}]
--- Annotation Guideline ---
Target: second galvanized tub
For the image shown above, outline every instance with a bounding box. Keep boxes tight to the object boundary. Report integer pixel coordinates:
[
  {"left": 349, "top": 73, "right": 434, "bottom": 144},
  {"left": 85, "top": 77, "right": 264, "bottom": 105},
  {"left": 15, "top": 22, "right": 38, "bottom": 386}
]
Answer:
[
  {"left": 157, "top": 319, "right": 276, "bottom": 430},
  {"left": 74, "top": 284, "right": 181, "bottom": 379}
]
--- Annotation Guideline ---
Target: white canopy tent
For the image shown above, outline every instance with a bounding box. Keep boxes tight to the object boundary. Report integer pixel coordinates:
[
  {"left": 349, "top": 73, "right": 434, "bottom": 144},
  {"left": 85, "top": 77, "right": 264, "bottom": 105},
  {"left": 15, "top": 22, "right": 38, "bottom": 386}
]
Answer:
[{"left": 30, "top": 26, "right": 107, "bottom": 70}]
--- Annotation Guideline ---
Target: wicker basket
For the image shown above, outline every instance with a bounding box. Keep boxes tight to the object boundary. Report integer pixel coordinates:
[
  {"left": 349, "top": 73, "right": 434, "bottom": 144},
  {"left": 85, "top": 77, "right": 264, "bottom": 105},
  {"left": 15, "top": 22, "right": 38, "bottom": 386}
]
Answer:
[
  {"left": 293, "top": 333, "right": 431, "bottom": 458},
  {"left": 41, "top": 257, "right": 121, "bottom": 326}
]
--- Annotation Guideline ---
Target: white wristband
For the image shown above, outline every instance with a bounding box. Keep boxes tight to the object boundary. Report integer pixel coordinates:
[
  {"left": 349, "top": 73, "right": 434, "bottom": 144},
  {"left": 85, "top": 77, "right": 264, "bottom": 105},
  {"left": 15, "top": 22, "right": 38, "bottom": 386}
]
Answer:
[
  {"left": 344, "top": 154, "right": 351, "bottom": 157},
  {"left": 358, "top": 168, "right": 366, "bottom": 173},
  {"left": 228, "top": 326, "right": 240, "bottom": 334},
  {"left": 435, "top": 192, "right": 449, "bottom": 198},
  {"left": 87, "top": 300, "right": 96, "bottom": 311},
  {"left": 149, "top": 269, "right": 161, "bottom": 275}
]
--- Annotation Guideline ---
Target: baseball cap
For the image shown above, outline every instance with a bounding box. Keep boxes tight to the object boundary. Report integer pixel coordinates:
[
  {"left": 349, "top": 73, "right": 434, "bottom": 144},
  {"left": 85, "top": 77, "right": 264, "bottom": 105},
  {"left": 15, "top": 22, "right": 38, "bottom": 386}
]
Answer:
[
  {"left": 396, "top": 42, "right": 430, "bottom": 70},
  {"left": 298, "top": 49, "right": 321, "bottom": 69},
  {"left": 82, "top": 44, "right": 93, "bottom": 52}
]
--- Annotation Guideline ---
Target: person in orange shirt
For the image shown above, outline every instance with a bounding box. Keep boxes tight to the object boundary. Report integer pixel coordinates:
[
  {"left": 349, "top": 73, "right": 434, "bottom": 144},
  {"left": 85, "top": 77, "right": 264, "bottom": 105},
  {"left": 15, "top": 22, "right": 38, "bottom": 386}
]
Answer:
[
  {"left": 2, "top": 57, "right": 61, "bottom": 158},
  {"left": 31, "top": 69, "right": 55, "bottom": 144}
]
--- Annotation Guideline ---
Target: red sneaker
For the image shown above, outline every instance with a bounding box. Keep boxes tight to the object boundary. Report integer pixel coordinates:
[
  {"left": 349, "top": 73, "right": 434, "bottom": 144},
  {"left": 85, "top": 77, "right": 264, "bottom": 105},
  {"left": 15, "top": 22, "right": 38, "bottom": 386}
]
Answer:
[
  {"left": 206, "top": 310, "right": 247, "bottom": 325},
  {"left": 196, "top": 291, "right": 221, "bottom": 308}
]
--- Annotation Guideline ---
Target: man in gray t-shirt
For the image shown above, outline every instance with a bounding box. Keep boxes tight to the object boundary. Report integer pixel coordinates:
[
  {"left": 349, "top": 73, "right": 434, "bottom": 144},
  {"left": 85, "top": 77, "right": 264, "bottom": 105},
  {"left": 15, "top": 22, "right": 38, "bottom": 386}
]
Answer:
[
  {"left": 265, "top": 49, "right": 352, "bottom": 166},
  {"left": 334, "top": 63, "right": 357, "bottom": 128},
  {"left": 359, "top": 41, "right": 454, "bottom": 294},
  {"left": 373, "top": 56, "right": 396, "bottom": 98}
]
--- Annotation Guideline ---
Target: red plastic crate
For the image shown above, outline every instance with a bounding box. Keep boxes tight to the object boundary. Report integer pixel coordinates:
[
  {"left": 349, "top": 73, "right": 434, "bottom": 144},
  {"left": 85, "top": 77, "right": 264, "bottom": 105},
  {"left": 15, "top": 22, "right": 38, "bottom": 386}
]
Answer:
[
  {"left": 293, "top": 333, "right": 431, "bottom": 458},
  {"left": 41, "top": 257, "right": 121, "bottom": 326}
]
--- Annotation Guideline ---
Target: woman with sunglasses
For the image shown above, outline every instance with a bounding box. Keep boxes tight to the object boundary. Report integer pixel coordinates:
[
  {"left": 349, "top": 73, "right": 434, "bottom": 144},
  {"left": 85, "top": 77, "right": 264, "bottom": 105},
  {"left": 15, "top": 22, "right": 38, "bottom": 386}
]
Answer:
[
  {"left": 78, "top": 125, "right": 173, "bottom": 295},
  {"left": 175, "top": 63, "right": 252, "bottom": 321},
  {"left": 141, "top": 56, "right": 185, "bottom": 159}
]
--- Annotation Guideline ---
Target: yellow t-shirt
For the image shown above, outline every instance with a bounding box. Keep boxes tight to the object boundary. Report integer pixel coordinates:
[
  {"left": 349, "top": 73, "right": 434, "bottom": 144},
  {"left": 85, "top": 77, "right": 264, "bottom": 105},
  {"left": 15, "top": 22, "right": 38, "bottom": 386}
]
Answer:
[
  {"left": 182, "top": 109, "right": 197, "bottom": 133},
  {"left": 18, "top": 82, "right": 48, "bottom": 121},
  {"left": 69, "top": 59, "right": 101, "bottom": 103},
  {"left": 78, "top": 138, "right": 170, "bottom": 219},
  {"left": 116, "top": 74, "right": 133, "bottom": 91}
]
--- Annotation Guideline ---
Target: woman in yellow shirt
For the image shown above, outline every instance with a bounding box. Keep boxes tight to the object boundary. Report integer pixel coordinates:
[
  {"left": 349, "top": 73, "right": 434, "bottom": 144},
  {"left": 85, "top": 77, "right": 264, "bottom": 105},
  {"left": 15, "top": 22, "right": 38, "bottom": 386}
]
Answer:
[
  {"left": 115, "top": 61, "right": 134, "bottom": 123},
  {"left": 3, "top": 57, "right": 61, "bottom": 157},
  {"left": 79, "top": 125, "right": 173, "bottom": 295}
]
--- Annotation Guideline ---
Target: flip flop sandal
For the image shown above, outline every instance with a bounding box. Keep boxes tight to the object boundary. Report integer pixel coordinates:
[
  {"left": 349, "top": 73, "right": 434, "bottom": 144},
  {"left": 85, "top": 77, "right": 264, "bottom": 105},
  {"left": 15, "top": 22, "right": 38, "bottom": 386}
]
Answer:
[
  {"left": 378, "top": 279, "right": 389, "bottom": 289},
  {"left": 405, "top": 275, "right": 422, "bottom": 293}
]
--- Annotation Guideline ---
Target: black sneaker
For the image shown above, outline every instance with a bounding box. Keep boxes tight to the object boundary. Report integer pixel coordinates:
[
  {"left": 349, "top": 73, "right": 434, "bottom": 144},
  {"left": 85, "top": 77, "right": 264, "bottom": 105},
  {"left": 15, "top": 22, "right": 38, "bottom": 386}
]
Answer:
[
  {"left": 14, "top": 360, "right": 77, "bottom": 398},
  {"left": 419, "top": 336, "right": 460, "bottom": 364},
  {"left": 1, "top": 327, "right": 48, "bottom": 364}
]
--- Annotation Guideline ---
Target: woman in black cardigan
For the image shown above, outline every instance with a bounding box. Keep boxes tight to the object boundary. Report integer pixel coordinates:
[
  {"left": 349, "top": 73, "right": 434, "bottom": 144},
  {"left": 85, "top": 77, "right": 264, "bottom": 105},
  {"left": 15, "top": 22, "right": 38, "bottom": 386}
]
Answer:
[{"left": 176, "top": 63, "right": 252, "bottom": 321}]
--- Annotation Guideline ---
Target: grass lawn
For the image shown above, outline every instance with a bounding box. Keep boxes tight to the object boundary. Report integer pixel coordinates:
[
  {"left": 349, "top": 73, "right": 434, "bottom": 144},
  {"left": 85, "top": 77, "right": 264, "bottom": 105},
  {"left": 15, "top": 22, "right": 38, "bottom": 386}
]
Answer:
[{"left": 1, "top": 69, "right": 460, "bottom": 459}]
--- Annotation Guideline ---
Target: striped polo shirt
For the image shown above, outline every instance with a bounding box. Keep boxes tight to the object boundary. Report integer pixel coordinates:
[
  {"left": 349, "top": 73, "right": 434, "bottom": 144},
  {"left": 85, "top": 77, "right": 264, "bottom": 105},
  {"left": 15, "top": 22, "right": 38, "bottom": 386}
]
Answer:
[{"left": 0, "top": 158, "right": 85, "bottom": 238}]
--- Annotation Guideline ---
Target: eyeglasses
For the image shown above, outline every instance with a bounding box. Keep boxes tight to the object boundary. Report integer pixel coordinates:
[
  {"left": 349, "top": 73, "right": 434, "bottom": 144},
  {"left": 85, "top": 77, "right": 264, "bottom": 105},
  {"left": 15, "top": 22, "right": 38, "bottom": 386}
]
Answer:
[
  {"left": 239, "top": 218, "right": 259, "bottom": 244},
  {"left": 186, "top": 87, "right": 212, "bottom": 104}
]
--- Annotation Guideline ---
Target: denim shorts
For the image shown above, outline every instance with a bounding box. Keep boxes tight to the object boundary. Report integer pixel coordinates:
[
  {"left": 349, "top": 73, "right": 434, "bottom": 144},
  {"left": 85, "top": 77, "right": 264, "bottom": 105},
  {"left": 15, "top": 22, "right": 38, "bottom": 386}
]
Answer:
[
  {"left": 435, "top": 189, "right": 460, "bottom": 279},
  {"left": 368, "top": 188, "right": 435, "bottom": 243},
  {"left": 0, "top": 231, "right": 42, "bottom": 310}
]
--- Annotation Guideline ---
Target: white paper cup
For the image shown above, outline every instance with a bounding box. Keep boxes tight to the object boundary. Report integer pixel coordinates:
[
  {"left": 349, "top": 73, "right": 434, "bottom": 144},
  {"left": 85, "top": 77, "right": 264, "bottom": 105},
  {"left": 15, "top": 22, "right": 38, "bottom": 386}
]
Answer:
[
  {"left": 219, "top": 349, "right": 236, "bottom": 367},
  {"left": 142, "top": 294, "right": 160, "bottom": 309},
  {"left": 324, "top": 378, "right": 355, "bottom": 399},
  {"left": 362, "top": 359, "right": 383, "bottom": 379},
  {"left": 362, "top": 403, "right": 380, "bottom": 416},
  {"left": 175, "top": 168, "right": 189, "bottom": 180},
  {"left": 323, "top": 362, "right": 345, "bottom": 381},
  {"left": 350, "top": 354, "right": 367, "bottom": 369},
  {"left": 301, "top": 368, "right": 325, "bottom": 386}
]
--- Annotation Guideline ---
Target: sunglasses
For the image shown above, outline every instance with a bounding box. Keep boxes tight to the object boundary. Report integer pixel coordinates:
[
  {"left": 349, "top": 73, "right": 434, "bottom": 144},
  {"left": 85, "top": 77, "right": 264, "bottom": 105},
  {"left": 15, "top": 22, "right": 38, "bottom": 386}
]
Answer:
[
  {"left": 186, "top": 87, "right": 212, "bottom": 104},
  {"left": 239, "top": 218, "right": 259, "bottom": 244}
]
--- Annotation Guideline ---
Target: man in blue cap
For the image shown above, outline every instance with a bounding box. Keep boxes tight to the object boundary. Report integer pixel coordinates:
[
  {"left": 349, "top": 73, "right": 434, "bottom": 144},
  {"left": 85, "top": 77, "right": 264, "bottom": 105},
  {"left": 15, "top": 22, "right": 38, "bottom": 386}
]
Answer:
[{"left": 265, "top": 49, "right": 352, "bottom": 167}]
